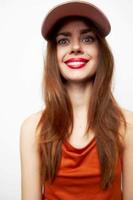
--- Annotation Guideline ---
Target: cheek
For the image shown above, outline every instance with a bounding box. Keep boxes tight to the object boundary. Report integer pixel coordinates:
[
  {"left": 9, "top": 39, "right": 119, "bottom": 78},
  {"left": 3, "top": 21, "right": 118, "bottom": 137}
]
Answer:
[
  {"left": 88, "top": 47, "right": 100, "bottom": 72},
  {"left": 56, "top": 48, "right": 60, "bottom": 63},
  {"left": 57, "top": 47, "right": 67, "bottom": 63},
  {"left": 95, "top": 51, "right": 100, "bottom": 65},
  {"left": 89, "top": 46, "right": 100, "bottom": 64}
]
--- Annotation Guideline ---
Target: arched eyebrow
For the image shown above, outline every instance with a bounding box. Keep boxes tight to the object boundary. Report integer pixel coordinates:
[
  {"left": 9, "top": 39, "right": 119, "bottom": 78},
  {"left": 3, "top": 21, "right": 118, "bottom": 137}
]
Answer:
[{"left": 56, "top": 28, "right": 93, "bottom": 37}]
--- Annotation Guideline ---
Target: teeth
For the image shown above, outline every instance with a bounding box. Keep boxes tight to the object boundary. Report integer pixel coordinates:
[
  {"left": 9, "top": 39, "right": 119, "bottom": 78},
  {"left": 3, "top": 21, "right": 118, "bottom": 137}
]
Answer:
[{"left": 66, "top": 61, "right": 86, "bottom": 66}]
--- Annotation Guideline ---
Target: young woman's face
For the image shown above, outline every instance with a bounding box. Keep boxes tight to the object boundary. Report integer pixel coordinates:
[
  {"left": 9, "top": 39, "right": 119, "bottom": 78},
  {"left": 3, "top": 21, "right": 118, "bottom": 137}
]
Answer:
[{"left": 56, "top": 19, "right": 100, "bottom": 83}]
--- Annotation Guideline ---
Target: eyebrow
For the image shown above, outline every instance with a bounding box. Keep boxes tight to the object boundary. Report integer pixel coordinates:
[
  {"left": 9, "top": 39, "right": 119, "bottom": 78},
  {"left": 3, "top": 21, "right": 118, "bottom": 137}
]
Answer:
[{"left": 56, "top": 28, "right": 93, "bottom": 37}]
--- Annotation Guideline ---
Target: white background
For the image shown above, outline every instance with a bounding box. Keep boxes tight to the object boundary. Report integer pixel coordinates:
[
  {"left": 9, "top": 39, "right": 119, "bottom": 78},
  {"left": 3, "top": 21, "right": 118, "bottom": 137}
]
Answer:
[{"left": 0, "top": 0, "right": 133, "bottom": 199}]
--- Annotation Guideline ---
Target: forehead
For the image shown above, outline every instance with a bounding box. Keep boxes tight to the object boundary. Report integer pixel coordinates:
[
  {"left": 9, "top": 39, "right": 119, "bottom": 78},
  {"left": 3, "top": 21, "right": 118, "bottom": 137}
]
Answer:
[
  {"left": 59, "top": 19, "right": 90, "bottom": 31},
  {"left": 58, "top": 19, "right": 91, "bottom": 32}
]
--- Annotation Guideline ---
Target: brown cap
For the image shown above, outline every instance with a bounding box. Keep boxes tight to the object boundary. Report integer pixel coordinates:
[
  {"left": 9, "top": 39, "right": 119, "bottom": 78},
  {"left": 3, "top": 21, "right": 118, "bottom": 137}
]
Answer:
[{"left": 41, "top": 1, "right": 111, "bottom": 40}]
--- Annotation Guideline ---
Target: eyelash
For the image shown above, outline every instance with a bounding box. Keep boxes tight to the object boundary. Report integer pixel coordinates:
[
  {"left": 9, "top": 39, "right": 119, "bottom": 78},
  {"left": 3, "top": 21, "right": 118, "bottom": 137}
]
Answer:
[
  {"left": 83, "top": 36, "right": 95, "bottom": 43},
  {"left": 57, "top": 39, "right": 68, "bottom": 45},
  {"left": 57, "top": 36, "right": 95, "bottom": 45}
]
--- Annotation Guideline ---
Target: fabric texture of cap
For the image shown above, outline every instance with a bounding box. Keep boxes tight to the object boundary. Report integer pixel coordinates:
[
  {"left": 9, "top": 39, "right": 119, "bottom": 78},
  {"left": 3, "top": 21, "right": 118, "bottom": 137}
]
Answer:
[{"left": 41, "top": 0, "right": 111, "bottom": 40}]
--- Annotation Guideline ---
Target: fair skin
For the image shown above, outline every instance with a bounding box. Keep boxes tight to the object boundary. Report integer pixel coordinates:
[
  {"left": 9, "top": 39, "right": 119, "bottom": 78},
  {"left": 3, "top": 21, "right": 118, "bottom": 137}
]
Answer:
[
  {"left": 20, "top": 111, "right": 43, "bottom": 200},
  {"left": 56, "top": 19, "right": 99, "bottom": 147},
  {"left": 20, "top": 19, "right": 133, "bottom": 200}
]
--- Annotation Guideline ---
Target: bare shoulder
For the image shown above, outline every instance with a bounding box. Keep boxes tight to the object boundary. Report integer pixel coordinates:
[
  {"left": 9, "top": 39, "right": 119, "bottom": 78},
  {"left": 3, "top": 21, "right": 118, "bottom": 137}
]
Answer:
[
  {"left": 20, "top": 110, "right": 43, "bottom": 199},
  {"left": 120, "top": 107, "right": 133, "bottom": 145},
  {"left": 121, "top": 107, "right": 133, "bottom": 125},
  {"left": 20, "top": 110, "right": 43, "bottom": 151},
  {"left": 120, "top": 109, "right": 133, "bottom": 198},
  {"left": 20, "top": 110, "right": 43, "bottom": 131}
]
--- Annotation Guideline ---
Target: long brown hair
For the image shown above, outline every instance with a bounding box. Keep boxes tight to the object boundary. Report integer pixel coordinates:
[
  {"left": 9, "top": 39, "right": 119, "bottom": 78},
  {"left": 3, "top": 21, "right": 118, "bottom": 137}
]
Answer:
[{"left": 36, "top": 17, "right": 127, "bottom": 189}]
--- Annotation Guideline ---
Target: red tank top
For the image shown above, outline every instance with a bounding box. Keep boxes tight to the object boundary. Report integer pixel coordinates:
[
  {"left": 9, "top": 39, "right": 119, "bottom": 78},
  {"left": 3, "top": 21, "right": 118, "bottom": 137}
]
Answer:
[{"left": 44, "top": 137, "right": 122, "bottom": 200}]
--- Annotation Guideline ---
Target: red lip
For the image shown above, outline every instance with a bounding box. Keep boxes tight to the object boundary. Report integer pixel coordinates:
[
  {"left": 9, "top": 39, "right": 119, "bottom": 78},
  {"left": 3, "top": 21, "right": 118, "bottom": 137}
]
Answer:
[
  {"left": 64, "top": 58, "right": 89, "bottom": 69},
  {"left": 65, "top": 58, "right": 89, "bottom": 63}
]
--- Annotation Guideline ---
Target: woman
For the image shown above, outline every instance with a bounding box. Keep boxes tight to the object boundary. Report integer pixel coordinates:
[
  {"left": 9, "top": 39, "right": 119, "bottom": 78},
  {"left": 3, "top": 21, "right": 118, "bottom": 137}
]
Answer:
[{"left": 20, "top": 1, "right": 133, "bottom": 200}]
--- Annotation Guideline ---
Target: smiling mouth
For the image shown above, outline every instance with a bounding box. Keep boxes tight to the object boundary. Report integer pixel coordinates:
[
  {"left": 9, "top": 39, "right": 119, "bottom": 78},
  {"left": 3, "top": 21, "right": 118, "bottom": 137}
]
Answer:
[
  {"left": 66, "top": 62, "right": 87, "bottom": 69},
  {"left": 65, "top": 58, "right": 89, "bottom": 69}
]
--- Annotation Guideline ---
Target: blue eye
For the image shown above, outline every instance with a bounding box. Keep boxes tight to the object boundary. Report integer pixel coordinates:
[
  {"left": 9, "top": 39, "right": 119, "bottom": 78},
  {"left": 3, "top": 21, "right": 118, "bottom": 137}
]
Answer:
[{"left": 57, "top": 38, "right": 69, "bottom": 45}]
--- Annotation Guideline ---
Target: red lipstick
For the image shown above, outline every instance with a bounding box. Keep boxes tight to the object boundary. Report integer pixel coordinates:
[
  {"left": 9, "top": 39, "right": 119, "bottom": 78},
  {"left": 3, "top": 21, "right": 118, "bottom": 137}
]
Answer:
[{"left": 64, "top": 58, "right": 89, "bottom": 69}]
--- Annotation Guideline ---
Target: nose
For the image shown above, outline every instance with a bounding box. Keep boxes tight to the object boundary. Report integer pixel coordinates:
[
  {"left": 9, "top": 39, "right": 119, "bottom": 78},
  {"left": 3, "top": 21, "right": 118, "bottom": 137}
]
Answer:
[{"left": 70, "top": 39, "right": 83, "bottom": 54}]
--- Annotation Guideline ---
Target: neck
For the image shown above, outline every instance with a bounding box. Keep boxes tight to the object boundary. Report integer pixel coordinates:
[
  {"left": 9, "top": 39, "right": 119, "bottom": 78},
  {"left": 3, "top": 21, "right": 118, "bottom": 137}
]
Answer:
[{"left": 66, "top": 81, "right": 93, "bottom": 114}]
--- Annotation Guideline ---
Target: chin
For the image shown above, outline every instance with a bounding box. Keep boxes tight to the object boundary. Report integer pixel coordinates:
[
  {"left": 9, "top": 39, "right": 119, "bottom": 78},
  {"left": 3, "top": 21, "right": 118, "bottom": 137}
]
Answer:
[{"left": 62, "top": 74, "right": 96, "bottom": 84}]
